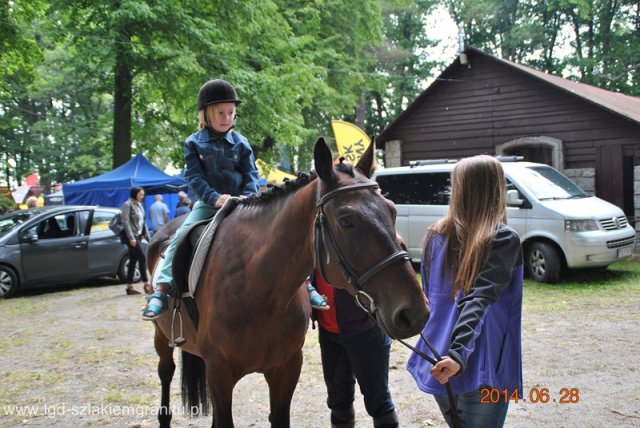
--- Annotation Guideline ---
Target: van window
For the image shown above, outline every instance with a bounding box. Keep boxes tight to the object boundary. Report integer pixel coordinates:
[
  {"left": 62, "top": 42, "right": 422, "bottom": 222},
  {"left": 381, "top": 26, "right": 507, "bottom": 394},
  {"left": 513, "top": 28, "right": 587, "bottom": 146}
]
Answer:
[
  {"left": 523, "top": 166, "right": 588, "bottom": 200},
  {"left": 377, "top": 172, "right": 452, "bottom": 205}
]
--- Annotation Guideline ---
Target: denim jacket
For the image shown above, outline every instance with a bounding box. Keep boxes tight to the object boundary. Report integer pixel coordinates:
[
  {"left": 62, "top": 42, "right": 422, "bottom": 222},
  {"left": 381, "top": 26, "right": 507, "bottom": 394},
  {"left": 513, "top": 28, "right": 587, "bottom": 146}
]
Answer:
[{"left": 183, "top": 128, "right": 260, "bottom": 206}]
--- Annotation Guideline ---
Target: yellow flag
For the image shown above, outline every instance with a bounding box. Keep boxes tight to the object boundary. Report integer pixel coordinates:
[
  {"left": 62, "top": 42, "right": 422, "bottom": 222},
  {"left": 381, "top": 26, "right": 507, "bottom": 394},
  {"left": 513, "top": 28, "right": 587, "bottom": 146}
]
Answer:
[
  {"left": 256, "top": 158, "right": 297, "bottom": 185},
  {"left": 331, "top": 120, "right": 370, "bottom": 163}
]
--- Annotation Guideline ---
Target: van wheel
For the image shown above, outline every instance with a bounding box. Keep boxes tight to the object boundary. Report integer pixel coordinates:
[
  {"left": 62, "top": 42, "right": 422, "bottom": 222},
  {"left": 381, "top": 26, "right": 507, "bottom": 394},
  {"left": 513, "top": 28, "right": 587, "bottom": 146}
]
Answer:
[
  {"left": 0, "top": 266, "right": 19, "bottom": 298},
  {"left": 117, "top": 256, "right": 142, "bottom": 284},
  {"left": 526, "top": 242, "right": 561, "bottom": 284}
]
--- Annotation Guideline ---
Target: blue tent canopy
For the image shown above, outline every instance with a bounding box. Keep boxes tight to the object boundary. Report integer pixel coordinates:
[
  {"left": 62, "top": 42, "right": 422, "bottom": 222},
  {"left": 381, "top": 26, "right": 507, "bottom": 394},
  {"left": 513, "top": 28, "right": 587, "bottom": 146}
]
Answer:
[{"left": 63, "top": 153, "right": 187, "bottom": 209}]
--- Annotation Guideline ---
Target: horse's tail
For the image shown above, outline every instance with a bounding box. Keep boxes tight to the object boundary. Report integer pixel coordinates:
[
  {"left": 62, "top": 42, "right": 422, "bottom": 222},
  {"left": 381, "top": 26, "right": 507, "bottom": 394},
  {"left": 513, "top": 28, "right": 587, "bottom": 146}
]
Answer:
[{"left": 180, "top": 350, "right": 210, "bottom": 417}]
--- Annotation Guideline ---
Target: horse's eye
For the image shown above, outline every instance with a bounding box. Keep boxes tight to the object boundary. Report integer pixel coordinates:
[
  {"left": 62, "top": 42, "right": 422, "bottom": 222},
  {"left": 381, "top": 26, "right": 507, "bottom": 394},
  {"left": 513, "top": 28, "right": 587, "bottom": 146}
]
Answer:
[{"left": 339, "top": 216, "right": 354, "bottom": 228}]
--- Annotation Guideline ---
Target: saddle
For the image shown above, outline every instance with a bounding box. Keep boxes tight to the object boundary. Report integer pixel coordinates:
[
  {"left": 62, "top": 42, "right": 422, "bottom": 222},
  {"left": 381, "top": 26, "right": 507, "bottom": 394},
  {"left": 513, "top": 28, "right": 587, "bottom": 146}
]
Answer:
[{"left": 170, "top": 198, "right": 239, "bottom": 298}]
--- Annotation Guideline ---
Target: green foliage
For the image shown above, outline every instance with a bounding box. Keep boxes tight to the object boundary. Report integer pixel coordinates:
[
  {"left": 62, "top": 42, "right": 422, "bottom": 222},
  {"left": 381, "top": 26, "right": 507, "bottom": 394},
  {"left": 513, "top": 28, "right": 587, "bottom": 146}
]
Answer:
[
  {"left": 1, "top": 0, "right": 638, "bottom": 186},
  {"left": 0, "top": 193, "right": 17, "bottom": 213},
  {"left": 367, "top": 0, "right": 440, "bottom": 136},
  {"left": 445, "top": 0, "right": 640, "bottom": 95}
]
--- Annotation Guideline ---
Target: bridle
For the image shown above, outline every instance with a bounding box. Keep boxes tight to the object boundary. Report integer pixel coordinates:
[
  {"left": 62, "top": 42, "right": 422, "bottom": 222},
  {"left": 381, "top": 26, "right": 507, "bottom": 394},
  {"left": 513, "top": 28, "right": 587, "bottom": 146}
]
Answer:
[
  {"left": 313, "top": 178, "right": 462, "bottom": 428},
  {"left": 313, "top": 180, "right": 411, "bottom": 315}
]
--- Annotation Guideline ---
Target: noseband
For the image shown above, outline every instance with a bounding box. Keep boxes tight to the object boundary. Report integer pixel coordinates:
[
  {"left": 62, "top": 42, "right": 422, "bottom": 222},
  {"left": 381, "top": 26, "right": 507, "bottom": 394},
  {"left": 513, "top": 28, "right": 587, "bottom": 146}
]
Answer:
[{"left": 313, "top": 180, "right": 411, "bottom": 315}]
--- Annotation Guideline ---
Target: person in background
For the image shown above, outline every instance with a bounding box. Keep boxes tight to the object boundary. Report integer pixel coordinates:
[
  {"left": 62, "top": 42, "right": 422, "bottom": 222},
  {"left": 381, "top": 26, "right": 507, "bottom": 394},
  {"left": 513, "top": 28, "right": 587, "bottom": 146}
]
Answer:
[
  {"left": 175, "top": 196, "right": 192, "bottom": 217},
  {"left": 25, "top": 196, "right": 38, "bottom": 208},
  {"left": 176, "top": 191, "right": 187, "bottom": 210},
  {"left": 407, "top": 155, "right": 523, "bottom": 428},
  {"left": 149, "top": 194, "right": 169, "bottom": 235},
  {"left": 121, "top": 187, "right": 151, "bottom": 296},
  {"left": 311, "top": 270, "right": 399, "bottom": 428},
  {"left": 143, "top": 79, "right": 260, "bottom": 320}
]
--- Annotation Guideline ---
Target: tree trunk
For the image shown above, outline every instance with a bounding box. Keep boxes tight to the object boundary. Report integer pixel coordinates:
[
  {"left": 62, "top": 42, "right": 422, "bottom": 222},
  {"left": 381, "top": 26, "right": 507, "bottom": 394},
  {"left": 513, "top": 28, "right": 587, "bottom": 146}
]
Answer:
[
  {"left": 113, "top": 36, "right": 133, "bottom": 169},
  {"left": 355, "top": 91, "right": 366, "bottom": 130}
]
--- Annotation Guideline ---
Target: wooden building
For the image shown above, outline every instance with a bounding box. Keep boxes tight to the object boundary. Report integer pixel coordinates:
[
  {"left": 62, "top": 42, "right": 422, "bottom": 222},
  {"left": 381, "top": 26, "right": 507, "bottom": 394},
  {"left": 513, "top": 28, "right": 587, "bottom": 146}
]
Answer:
[{"left": 378, "top": 47, "right": 640, "bottom": 228}]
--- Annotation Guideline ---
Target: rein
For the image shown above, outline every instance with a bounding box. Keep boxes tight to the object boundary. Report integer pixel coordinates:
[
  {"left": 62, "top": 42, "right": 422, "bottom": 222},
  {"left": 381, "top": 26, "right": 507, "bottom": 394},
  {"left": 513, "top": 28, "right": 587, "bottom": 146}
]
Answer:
[
  {"left": 395, "top": 334, "right": 462, "bottom": 428},
  {"left": 373, "top": 310, "right": 462, "bottom": 428},
  {"left": 313, "top": 179, "right": 462, "bottom": 428}
]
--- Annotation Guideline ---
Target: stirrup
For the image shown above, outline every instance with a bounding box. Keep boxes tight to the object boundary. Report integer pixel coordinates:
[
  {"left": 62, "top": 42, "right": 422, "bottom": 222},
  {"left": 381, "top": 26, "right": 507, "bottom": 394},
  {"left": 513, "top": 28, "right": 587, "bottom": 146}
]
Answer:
[
  {"left": 142, "top": 292, "right": 168, "bottom": 320},
  {"left": 169, "top": 298, "right": 186, "bottom": 348}
]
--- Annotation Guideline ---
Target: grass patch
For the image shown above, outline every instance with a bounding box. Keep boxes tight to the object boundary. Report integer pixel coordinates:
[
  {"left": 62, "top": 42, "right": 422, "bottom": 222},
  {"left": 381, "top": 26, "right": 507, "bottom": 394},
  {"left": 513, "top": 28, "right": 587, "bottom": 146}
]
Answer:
[
  {"left": 38, "top": 339, "right": 75, "bottom": 364},
  {"left": 78, "top": 347, "right": 125, "bottom": 365},
  {"left": 1, "top": 369, "right": 67, "bottom": 395},
  {"left": 0, "top": 296, "right": 50, "bottom": 318},
  {"left": 93, "top": 327, "right": 114, "bottom": 341},
  {"left": 418, "top": 258, "right": 640, "bottom": 313},
  {"left": 0, "top": 332, "right": 29, "bottom": 354},
  {"left": 102, "top": 387, "right": 125, "bottom": 404},
  {"left": 523, "top": 259, "right": 640, "bottom": 313},
  {"left": 127, "top": 393, "right": 153, "bottom": 406}
]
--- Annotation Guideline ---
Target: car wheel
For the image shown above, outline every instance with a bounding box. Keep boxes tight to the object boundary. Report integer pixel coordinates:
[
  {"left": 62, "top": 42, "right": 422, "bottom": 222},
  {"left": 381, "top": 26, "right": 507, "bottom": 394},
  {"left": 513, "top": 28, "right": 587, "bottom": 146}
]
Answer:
[
  {"left": 526, "top": 242, "right": 561, "bottom": 284},
  {"left": 0, "top": 266, "right": 19, "bottom": 298},
  {"left": 118, "top": 256, "right": 142, "bottom": 284}
]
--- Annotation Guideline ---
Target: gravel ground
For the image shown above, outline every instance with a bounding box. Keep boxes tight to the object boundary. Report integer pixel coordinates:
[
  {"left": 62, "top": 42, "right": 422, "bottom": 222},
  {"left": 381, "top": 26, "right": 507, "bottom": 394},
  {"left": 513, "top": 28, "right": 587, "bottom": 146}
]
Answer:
[{"left": 0, "top": 278, "right": 639, "bottom": 427}]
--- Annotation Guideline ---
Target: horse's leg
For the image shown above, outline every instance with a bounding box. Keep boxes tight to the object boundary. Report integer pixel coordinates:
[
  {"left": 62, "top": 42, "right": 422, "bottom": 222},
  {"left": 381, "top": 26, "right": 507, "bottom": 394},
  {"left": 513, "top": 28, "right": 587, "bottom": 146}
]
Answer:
[
  {"left": 205, "top": 361, "right": 237, "bottom": 428},
  {"left": 264, "top": 349, "right": 303, "bottom": 428},
  {"left": 154, "top": 326, "right": 175, "bottom": 428}
]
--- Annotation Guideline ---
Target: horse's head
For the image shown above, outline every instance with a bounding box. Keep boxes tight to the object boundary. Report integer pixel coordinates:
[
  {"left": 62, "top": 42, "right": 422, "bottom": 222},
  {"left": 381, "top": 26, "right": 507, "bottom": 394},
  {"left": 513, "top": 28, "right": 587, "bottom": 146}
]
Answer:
[{"left": 312, "top": 137, "right": 429, "bottom": 339}]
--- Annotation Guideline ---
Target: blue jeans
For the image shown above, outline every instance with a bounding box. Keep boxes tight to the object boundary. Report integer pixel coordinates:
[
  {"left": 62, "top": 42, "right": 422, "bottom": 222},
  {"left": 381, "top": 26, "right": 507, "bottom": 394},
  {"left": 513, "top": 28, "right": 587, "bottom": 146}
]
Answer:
[
  {"left": 153, "top": 200, "right": 217, "bottom": 287},
  {"left": 434, "top": 389, "right": 509, "bottom": 428},
  {"left": 319, "top": 326, "right": 395, "bottom": 425}
]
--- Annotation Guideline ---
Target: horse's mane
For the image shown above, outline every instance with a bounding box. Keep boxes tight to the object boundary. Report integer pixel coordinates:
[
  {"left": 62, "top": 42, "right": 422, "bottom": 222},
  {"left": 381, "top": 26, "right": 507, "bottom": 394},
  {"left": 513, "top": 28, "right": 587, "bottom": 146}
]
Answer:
[
  {"left": 240, "top": 172, "right": 315, "bottom": 206},
  {"left": 240, "top": 159, "right": 356, "bottom": 207}
]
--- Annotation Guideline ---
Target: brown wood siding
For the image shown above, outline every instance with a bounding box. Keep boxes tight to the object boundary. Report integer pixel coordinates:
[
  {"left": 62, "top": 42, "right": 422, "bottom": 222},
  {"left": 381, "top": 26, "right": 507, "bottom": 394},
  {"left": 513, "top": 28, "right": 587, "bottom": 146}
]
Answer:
[{"left": 384, "top": 52, "right": 640, "bottom": 169}]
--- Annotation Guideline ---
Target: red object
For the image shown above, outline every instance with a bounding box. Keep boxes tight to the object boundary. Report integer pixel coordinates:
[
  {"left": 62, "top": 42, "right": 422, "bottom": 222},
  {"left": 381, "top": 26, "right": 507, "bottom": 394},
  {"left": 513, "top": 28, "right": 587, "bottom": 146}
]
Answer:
[
  {"left": 24, "top": 173, "right": 39, "bottom": 187},
  {"left": 314, "top": 272, "right": 339, "bottom": 333}
]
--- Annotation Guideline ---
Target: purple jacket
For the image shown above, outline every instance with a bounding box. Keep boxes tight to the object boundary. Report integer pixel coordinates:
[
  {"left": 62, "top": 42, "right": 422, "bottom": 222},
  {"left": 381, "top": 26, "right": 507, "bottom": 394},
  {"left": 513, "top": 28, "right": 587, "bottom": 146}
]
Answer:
[{"left": 407, "top": 225, "right": 523, "bottom": 396}]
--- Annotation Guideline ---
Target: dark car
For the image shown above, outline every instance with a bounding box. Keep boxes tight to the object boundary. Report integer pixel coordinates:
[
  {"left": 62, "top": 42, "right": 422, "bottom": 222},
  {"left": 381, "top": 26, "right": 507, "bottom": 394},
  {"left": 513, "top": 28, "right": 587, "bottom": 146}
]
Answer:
[{"left": 0, "top": 205, "right": 141, "bottom": 297}]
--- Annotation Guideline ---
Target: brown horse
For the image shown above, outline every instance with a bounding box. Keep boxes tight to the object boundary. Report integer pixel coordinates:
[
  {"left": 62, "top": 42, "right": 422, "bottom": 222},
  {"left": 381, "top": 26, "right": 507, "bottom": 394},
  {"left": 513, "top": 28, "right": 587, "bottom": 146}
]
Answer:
[{"left": 147, "top": 138, "right": 429, "bottom": 427}]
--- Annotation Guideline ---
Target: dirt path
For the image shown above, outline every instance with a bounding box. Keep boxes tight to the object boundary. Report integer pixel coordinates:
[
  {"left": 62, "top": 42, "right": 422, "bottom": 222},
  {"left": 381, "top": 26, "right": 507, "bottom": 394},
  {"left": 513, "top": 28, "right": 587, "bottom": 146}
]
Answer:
[{"left": 1, "top": 280, "right": 639, "bottom": 427}]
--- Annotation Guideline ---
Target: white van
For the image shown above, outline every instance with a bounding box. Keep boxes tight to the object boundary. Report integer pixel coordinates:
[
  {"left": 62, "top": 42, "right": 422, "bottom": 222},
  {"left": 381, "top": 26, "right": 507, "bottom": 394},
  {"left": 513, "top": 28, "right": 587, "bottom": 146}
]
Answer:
[{"left": 374, "top": 158, "right": 636, "bottom": 283}]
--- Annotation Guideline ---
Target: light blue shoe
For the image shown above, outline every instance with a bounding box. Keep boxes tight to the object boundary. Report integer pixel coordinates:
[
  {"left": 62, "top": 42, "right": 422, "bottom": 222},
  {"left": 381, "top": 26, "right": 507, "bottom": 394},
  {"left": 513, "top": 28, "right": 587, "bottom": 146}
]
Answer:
[
  {"left": 307, "top": 283, "right": 330, "bottom": 311},
  {"left": 142, "top": 291, "right": 168, "bottom": 320}
]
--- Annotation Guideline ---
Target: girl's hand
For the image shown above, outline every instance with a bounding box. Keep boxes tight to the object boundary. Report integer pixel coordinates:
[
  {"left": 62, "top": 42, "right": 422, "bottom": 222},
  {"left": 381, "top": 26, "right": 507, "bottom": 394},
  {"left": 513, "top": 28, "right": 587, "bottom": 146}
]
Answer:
[
  {"left": 215, "top": 194, "right": 231, "bottom": 208},
  {"left": 130, "top": 239, "right": 137, "bottom": 247},
  {"left": 429, "top": 356, "right": 461, "bottom": 384}
]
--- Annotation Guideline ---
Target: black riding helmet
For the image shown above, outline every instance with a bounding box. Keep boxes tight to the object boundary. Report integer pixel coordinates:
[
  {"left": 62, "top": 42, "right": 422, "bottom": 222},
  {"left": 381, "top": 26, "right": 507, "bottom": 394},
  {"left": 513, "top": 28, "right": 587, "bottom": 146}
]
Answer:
[{"left": 197, "top": 79, "right": 241, "bottom": 110}]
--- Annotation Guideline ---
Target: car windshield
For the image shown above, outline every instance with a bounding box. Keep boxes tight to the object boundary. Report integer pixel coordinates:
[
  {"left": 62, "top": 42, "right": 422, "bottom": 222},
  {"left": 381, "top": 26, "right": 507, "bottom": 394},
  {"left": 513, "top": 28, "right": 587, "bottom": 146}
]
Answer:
[
  {"left": 0, "top": 210, "right": 42, "bottom": 238},
  {"left": 519, "top": 166, "right": 588, "bottom": 200}
]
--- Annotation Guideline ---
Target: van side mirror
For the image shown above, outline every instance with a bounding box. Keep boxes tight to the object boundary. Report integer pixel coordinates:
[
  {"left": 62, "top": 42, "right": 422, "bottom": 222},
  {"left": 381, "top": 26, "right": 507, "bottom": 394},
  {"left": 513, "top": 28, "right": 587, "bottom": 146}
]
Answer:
[{"left": 506, "top": 189, "right": 524, "bottom": 207}]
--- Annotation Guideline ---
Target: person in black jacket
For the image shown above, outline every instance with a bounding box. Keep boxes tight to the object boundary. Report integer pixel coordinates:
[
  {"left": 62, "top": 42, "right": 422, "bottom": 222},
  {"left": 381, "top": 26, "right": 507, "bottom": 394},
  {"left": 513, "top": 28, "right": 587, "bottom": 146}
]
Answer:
[
  {"left": 311, "top": 270, "right": 398, "bottom": 428},
  {"left": 120, "top": 187, "right": 151, "bottom": 295}
]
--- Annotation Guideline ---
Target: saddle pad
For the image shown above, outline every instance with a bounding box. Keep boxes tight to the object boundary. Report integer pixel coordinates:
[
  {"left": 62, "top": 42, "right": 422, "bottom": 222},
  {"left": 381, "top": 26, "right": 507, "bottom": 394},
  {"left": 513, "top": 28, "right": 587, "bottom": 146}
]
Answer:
[{"left": 188, "top": 197, "right": 239, "bottom": 296}]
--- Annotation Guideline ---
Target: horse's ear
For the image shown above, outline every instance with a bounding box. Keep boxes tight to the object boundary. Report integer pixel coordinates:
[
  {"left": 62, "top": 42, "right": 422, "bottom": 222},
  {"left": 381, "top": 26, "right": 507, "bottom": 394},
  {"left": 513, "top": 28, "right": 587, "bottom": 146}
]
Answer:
[
  {"left": 314, "top": 138, "right": 338, "bottom": 185},
  {"left": 355, "top": 138, "right": 376, "bottom": 178}
]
